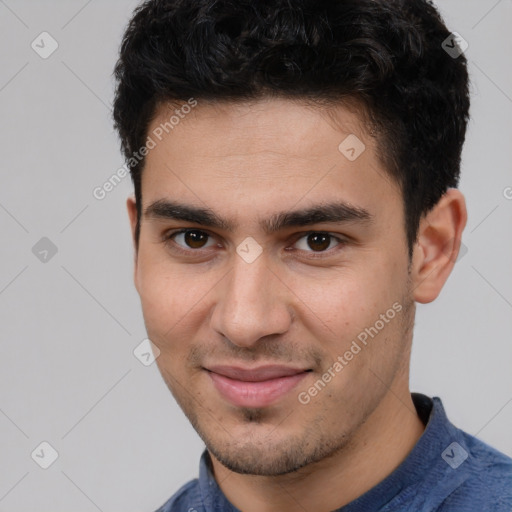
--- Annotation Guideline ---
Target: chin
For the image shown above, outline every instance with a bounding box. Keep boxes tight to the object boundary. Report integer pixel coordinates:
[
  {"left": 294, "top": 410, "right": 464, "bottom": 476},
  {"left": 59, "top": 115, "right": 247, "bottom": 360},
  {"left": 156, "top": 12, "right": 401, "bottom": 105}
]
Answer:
[
  {"left": 207, "top": 441, "right": 317, "bottom": 476},
  {"left": 203, "top": 421, "right": 350, "bottom": 477}
]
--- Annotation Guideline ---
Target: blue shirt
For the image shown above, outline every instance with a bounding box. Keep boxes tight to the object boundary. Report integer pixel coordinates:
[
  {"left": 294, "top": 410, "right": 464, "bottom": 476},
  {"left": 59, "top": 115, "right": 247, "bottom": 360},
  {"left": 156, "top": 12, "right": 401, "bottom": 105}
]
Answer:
[{"left": 156, "top": 394, "right": 512, "bottom": 511}]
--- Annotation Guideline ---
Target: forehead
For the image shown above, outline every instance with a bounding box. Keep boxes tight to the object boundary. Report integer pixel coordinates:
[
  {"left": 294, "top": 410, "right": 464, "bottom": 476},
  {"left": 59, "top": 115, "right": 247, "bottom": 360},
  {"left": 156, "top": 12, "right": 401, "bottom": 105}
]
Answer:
[
  {"left": 148, "top": 97, "right": 369, "bottom": 160},
  {"left": 141, "top": 98, "right": 401, "bottom": 229}
]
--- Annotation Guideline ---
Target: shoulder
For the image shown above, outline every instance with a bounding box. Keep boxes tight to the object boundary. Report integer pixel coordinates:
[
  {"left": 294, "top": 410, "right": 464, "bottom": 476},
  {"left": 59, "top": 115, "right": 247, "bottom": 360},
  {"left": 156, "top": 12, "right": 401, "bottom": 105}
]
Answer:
[
  {"left": 437, "top": 431, "right": 512, "bottom": 512},
  {"left": 154, "top": 478, "right": 202, "bottom": 512}
]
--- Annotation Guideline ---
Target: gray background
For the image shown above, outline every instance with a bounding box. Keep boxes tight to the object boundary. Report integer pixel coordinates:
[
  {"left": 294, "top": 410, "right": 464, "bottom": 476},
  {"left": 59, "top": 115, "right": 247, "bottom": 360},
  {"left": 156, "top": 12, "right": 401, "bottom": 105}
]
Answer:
[{"left": 0, "top": 1, "right": 511, "bottom": 511}]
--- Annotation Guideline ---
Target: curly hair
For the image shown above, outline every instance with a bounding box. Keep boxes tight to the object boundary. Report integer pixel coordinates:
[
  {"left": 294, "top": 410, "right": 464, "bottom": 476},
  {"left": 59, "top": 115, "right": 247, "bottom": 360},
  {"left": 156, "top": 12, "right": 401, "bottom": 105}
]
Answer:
[{"left": 113, "top": 0, "right": 470, "bottom": 254}]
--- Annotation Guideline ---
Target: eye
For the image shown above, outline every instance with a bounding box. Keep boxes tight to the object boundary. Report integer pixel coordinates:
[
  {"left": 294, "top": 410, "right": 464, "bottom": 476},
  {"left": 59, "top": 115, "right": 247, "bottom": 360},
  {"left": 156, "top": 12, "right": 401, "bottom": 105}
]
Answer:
[
  {"left": 165, "top": 229, "right": 217, "bottom": 251},
  {"left": 292, "top": 232, "right": 343, "bottom": 253}
]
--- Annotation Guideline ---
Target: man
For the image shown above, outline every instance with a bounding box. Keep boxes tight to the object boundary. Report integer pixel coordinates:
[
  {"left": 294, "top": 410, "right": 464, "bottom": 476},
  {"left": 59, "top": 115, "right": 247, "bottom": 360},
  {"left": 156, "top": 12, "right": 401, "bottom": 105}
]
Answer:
[{"left": 113, "top": 0, "right": 512, "bottom": 510}]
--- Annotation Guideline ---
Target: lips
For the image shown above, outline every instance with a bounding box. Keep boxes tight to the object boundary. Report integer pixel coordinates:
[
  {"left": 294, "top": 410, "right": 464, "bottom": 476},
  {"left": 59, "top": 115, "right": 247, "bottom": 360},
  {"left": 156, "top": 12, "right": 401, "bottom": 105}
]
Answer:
[{"left": 205, "top": 365, "right": 310, "bottom": 408}]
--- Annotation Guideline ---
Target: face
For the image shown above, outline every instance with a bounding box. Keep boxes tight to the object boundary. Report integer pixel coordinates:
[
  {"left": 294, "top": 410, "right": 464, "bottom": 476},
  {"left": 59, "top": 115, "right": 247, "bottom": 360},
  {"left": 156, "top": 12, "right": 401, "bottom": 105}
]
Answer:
[{"left": 128, "top": 98, "right": 416, "bottom": 476}]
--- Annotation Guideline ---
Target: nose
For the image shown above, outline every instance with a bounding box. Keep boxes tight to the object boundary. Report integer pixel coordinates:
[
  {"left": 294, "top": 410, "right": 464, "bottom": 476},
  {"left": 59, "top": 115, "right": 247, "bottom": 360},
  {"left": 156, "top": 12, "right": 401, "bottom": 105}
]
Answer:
[{"left": 210, "top": 254, "right": 292, "bottom": 349}]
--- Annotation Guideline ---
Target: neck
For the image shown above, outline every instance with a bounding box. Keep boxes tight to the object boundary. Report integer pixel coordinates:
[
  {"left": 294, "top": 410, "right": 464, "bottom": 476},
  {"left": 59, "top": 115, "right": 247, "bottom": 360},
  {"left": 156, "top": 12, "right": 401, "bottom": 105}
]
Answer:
[{"left": 210, "top": 386, "right": 425, "bottom": 512}]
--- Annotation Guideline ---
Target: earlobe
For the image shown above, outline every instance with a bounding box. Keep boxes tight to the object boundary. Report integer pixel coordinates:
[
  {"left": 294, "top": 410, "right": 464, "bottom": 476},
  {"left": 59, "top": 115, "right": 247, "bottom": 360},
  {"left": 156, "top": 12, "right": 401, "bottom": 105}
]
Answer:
[{"left": 411, "top": 189, "right": 467, "bottom": 304}]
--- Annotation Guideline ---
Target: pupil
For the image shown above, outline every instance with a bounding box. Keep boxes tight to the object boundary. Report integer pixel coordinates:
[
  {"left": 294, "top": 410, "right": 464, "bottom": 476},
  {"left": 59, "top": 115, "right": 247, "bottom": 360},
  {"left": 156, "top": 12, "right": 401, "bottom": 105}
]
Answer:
[
  {"left": 185, "top": 230, "right": 207, "bottom": 248},
  {"left": 308, "top": 233, "right": 330, "bottom": 252}
]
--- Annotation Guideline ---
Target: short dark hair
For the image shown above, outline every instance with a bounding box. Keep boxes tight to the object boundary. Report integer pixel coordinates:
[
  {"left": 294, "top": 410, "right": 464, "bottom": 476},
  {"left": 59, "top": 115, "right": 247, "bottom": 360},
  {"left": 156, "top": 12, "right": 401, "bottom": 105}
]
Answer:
[{"left": 113, "top": 0, "right": 470, "bottom": 254}]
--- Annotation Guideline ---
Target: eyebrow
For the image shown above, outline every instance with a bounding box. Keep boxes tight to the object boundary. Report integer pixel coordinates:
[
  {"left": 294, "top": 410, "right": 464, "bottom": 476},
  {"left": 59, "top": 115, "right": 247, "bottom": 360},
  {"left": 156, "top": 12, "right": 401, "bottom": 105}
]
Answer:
[{"left": 144, "top": 199, "right": 372, "bottom": 234}]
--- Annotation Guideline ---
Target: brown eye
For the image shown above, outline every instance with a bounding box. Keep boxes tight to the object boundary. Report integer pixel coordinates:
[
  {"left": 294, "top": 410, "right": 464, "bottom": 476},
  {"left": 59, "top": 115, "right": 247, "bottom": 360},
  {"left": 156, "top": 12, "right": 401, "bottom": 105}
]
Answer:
[
  {"left": 307, "top": 233, "right": 331, "bottom": 252},
  {"left": 293, "top": 232, "right": 342, "bottom": 254},
  {"left": 183, "top": 230, "right": 209, "bottom": 248},
  {"left": 169, "top": 229, "right": 215, "bottom": 250}
]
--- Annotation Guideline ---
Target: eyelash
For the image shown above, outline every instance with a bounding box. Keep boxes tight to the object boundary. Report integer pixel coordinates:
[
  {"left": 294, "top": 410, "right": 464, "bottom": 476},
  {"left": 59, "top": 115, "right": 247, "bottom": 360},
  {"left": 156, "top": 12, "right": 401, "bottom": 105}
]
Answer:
[{"left": 162, "top": 229, "right": 346, "bottom": 259}]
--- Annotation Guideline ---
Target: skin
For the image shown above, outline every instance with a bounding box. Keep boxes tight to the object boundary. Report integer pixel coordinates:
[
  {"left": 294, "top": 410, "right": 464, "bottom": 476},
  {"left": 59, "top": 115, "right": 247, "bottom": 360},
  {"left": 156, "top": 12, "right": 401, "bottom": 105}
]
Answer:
[{"left": 127, "top": 98, "right": 467, "bottom": 512}]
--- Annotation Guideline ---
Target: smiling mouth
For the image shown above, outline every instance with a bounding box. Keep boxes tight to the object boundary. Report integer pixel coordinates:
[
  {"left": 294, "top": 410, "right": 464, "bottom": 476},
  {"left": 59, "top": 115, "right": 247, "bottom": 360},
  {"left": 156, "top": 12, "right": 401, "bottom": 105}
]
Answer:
[{"left": 205, "top": 365, "right": 312, "bottom": 408}]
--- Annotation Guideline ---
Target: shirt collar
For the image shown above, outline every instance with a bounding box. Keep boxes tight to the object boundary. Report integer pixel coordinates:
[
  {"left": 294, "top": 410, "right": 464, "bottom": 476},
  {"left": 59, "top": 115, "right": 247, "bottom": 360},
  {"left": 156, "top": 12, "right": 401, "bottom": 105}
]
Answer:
[{"left": 198, "top": 449, "right": 240, "bottom": 511}]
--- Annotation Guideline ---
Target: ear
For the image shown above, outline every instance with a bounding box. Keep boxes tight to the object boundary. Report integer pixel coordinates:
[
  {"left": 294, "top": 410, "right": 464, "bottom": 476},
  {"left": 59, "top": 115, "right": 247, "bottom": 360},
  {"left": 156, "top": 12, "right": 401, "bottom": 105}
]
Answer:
[
  {"left": 126, "top": 196, "right": 139, "bottom": 284},
  {"left": 411, "top": 188, "right": 467, "bottom": 303}
]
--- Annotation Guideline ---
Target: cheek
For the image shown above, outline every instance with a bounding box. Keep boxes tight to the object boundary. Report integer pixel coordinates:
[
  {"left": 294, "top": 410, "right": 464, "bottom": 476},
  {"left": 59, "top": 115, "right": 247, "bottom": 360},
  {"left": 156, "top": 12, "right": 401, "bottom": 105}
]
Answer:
[
  {"left": 291, "top": 263, "right": 407, "bottom": 354},
  {"left": 292, "top": 270, "right": 387, "bottom": 327},
  {"left": 136, "top": 259, "right": 198, "bottom": 340}
]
